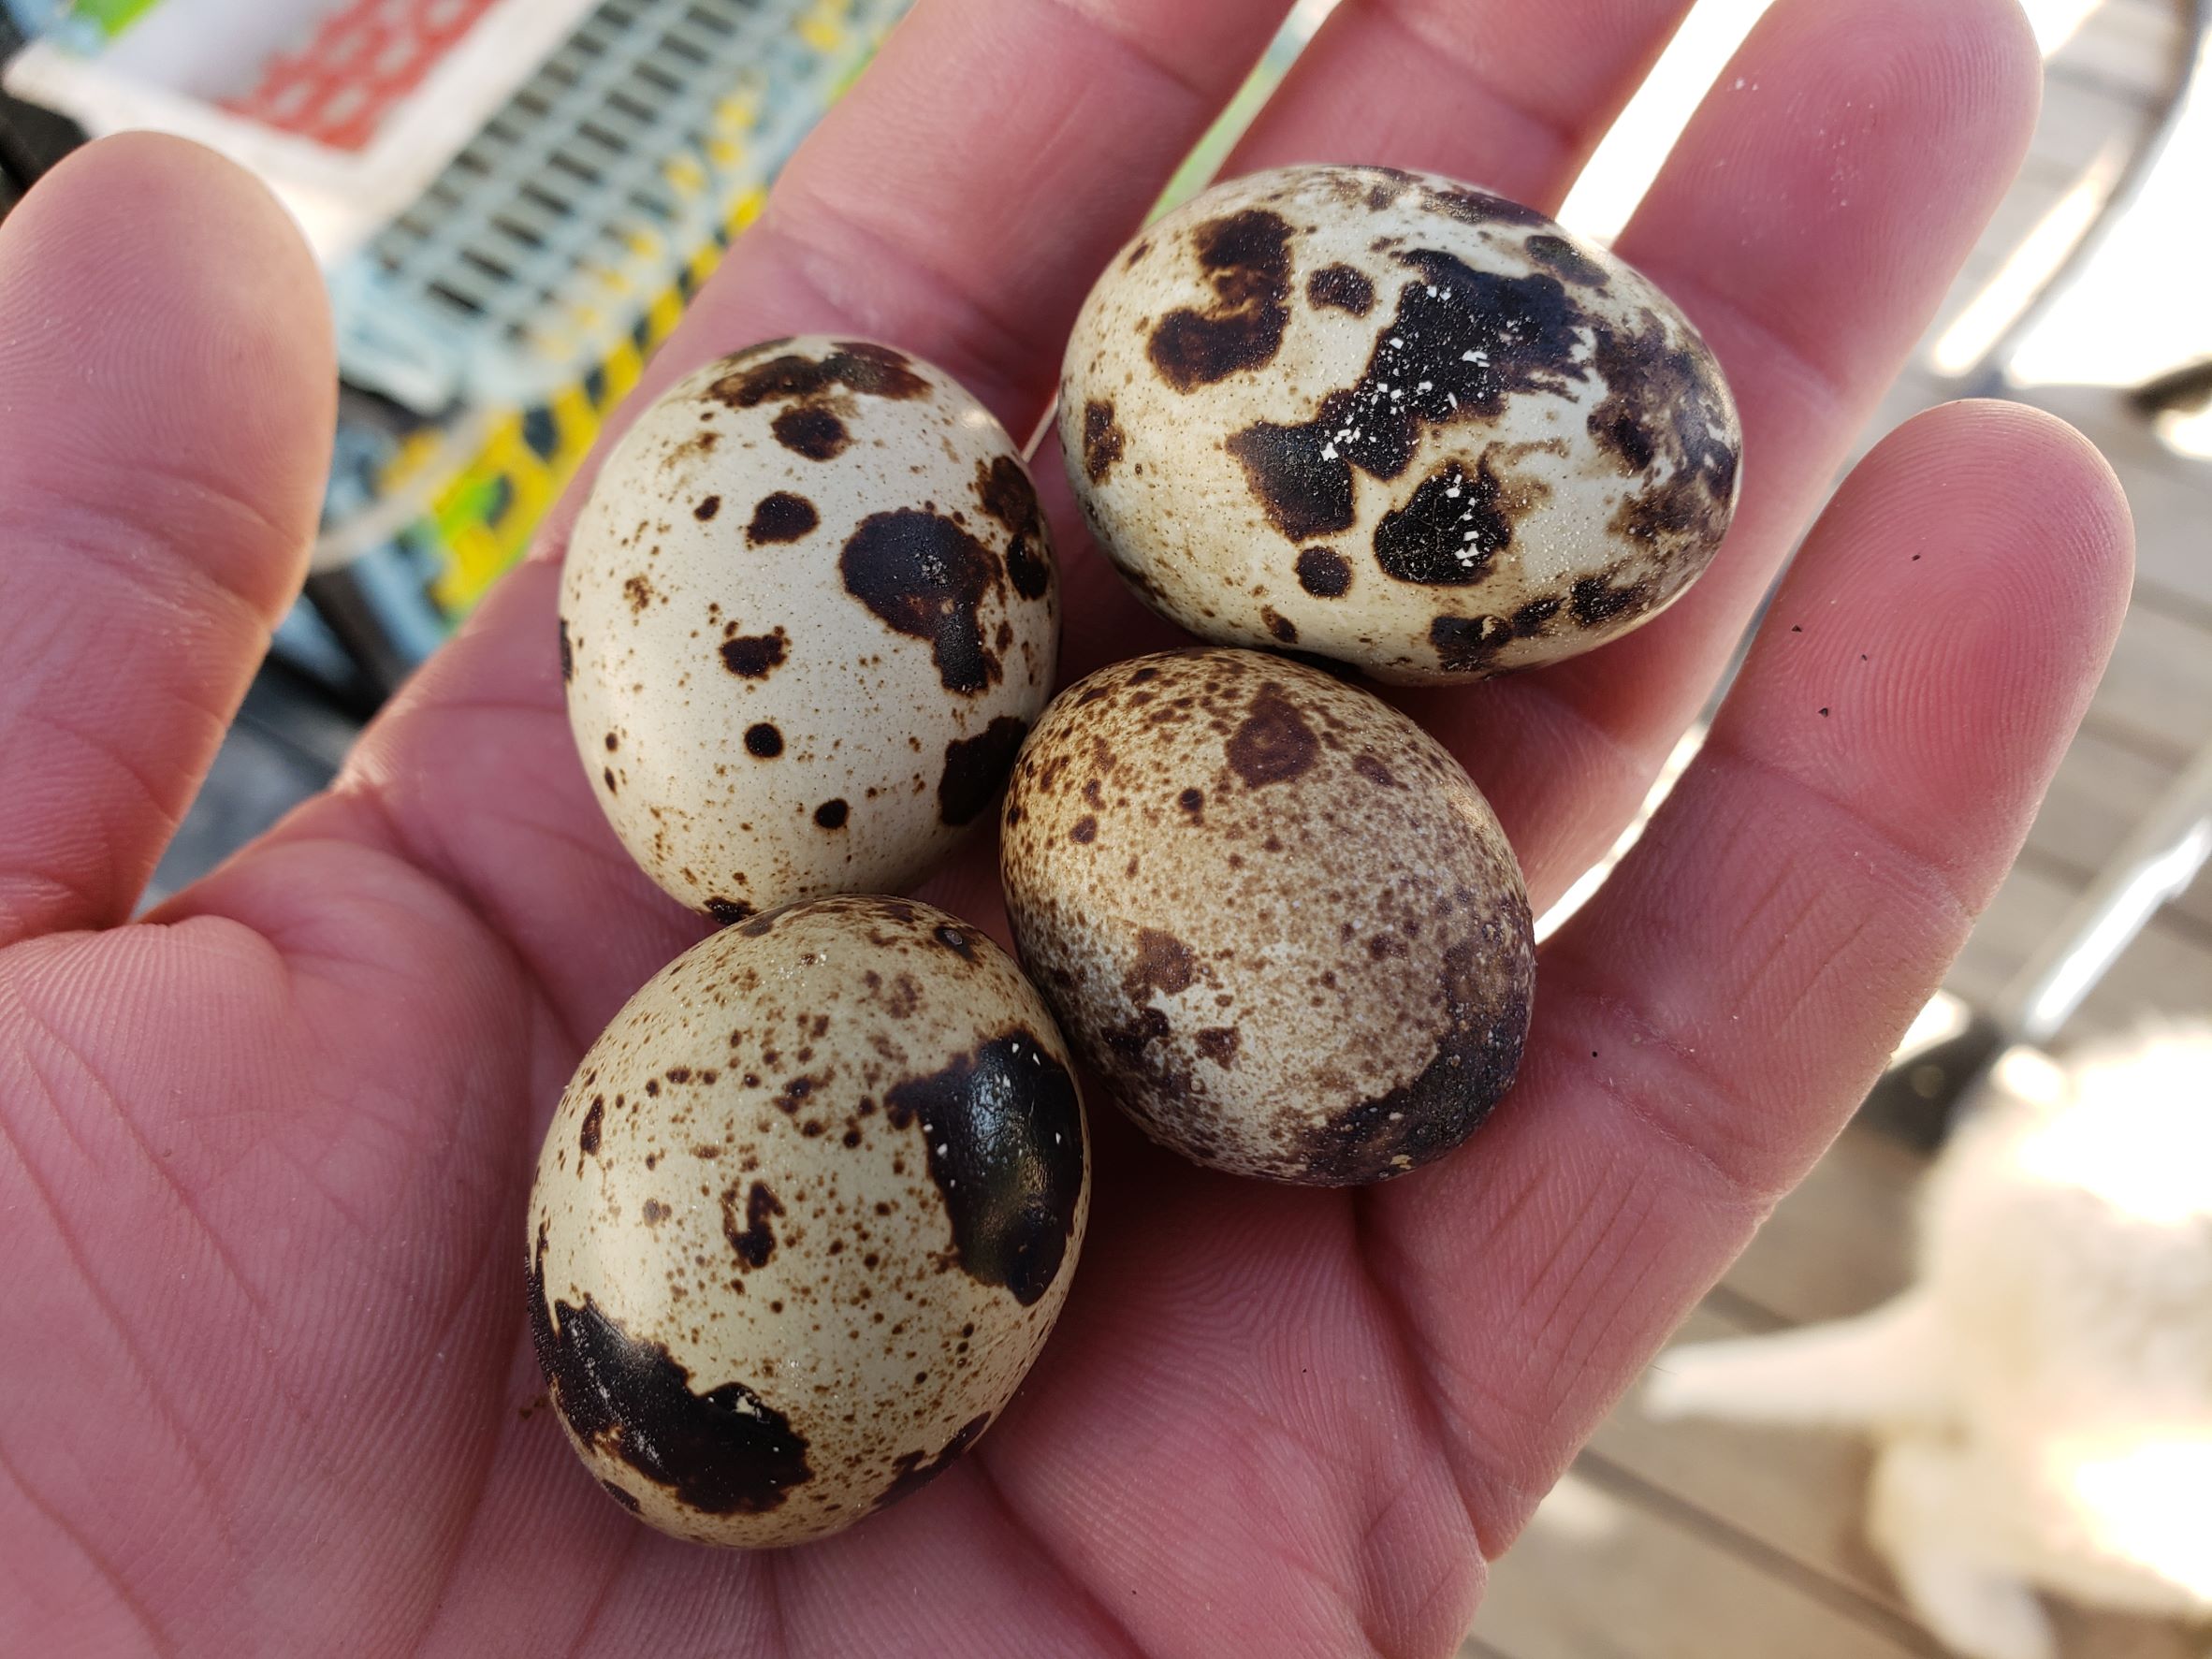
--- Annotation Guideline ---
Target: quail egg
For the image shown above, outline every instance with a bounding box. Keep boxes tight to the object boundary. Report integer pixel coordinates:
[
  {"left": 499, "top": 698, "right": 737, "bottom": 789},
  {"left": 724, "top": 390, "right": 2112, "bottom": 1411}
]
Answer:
[
  {"left": 527, "top": 894, "right": 1089, "bottom": 1546},
  {"left": 999, "top": 648, "right": 1533, "bottom": 1183},
  {"left": 1058, "top": 164, "right": 1740, "bottom": 683},
  {"left": 563, "top": 337, "right": 1057, "bottom": 921}
]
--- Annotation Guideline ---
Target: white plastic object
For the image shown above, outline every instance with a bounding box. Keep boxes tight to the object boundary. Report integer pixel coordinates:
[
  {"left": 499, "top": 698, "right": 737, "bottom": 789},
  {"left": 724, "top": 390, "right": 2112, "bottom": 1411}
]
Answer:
[{"left": 2, "top": 0, "right": 602, "bottom": 263}]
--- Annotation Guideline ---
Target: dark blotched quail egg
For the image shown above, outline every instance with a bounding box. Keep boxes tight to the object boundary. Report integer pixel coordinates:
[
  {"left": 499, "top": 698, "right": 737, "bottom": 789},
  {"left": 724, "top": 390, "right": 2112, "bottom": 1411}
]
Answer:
[
  {"left": 527, "top": 895, "right": 1088, "bottom": 1546},
  {"left": 563, "top": 337, "right": 1057, "bottom": 922},
  {"left": 999, "top": 648, "right": 1534, "bottom": 1184},
  {"left": 1058, "top": 164, "right": 1740, "bottom": 683}
]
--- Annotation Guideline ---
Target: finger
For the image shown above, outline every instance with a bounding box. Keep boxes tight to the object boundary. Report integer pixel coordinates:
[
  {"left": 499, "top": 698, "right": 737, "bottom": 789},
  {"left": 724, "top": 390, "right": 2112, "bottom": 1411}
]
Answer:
[
  {"left": 181, "top": 0, "right": 1302, "bottom": 1038},
  {"left": 1230, "top": 0, "right": 1697, "bottom": 207},
  {"left": 1402, "top": 0, "right": 2047, "bottom": 906},
  {"left": 0, "top": 135, "right": 334, "bottom": 948},
  {"left": 1373, "top": 401, "right": 2132, "bottom": 1551}
]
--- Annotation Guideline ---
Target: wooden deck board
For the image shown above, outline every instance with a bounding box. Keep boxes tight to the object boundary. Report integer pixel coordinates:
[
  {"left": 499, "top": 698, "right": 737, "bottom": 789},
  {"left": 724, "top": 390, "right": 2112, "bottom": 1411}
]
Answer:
[
  {"left": 1469, "top": 1456, "right": 1938, "bottom": 1659},
  {"left": 1597, "top": 1306, "right": 1901, "bottom": 1615},
  {"left": 2076, "top": 601, "right": 2212, "bottom": 762},
  {"left": 1948, "top": 856, "right": 2212, "bottom": 1033},
  {"left": 2045, "top": 0, "right": 2189, "bottom": 104},
  {"left": 1718, "top": 1119, "right": 1920, "bottom": 1328}
]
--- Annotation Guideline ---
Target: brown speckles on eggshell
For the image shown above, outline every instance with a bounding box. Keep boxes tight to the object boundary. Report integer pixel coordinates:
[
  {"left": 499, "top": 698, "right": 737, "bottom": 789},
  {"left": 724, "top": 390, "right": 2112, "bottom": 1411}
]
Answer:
[
  {"left": 719, "top": 629, "right": 789, "bottom": 679},
  {"left": 772, "top": 406, "right": 851, "bottom": 460},
  {"left": 562, "top": 337, "right": 1057, "bottom": 919},
  {"left": 525, "top": 895, "right": 1088, "bottom": 1545},
  {"left": 839, "top": 510, "right": 1003, "bottom": 695},
  {"left": 1058, "top": 166, "right": 1739, "bottom": 683},
  {"left": 874, "top": 1411, "right": 991, "bottom": 1510},
  {"left": 1124, "top": 928, "right": 1196, "bottom": 999},
  {"left": 1080, "top": 400, "right": 1127, "bottom": 487},
  {"left": 999, "top": 649, "right": 1532, "bottom": 1184},
  {"left": 1296, "top": 547, "right": 1352, "bottom": 599},
  {"left": 722, "top": 1180, "right": 783, "bottom": 1268},
  {"left": 708, "top": 341, "right": 929, "bottom": 411},
  {"left": 529, "top": 1229, "right": 813, "bottom": 1520},
  {"left": 1195, "top": 1026, "right": 1242, "bottom": 1068},
  {"left": 1306, "top": 264, "right": 1375, "bottom": 315},
  {"left": 936, "top": 716, "right": 1029, "bottom": 828},
  {"left": 1524, "top": 233, "right": 1610, "bottom": 288},
  {"left": 1145, "top": 208, "right": 1295, "bottom": 392},
  {"left": 746, "top": 491, "right": 818, "bottom": 545},
  {"left": 1372, "top": 456, "right": 1518, "bottom": 586},
  {"left": 1225, "top": 683, "right": 1320, "bottom": 788},
  {"left": 882, "top": 1033, "right": 1084, "bottom": 1306}
]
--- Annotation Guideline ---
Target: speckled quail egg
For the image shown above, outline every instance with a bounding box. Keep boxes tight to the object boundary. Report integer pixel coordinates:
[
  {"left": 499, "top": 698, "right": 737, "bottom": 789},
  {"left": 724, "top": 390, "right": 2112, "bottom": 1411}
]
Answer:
[
  {"left": 527, "top": 894, "right": 1088, "bottom": 1547},
  {"left": 562, "top": 337, "right": 1058, "bottom": 922},
  {"left": 1058, "top": 164, "right": 1740, "bottom": 683},
  {"left": 999, "top": 648, "right": 1534, "bottom": 1184}
]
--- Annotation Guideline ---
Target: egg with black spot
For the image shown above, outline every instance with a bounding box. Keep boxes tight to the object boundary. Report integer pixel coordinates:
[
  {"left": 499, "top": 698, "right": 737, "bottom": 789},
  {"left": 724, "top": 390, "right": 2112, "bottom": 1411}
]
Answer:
[
  {"left": 999, "top": 648, "right": 1533, "bottom": 1184},
  {"left": 527, "top": 894, "right": 1089, "bottom": 1547},
  {"left": 562, "top": 337, "right": 1058, "bottom": 921},
  {"left": 1058, "top": 164, "right": 1741, "bottom": 682}
]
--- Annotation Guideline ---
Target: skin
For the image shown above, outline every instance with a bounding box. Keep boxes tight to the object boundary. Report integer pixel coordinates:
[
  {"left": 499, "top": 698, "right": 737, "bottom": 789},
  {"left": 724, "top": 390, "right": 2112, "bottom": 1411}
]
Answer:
[{"left": 0, "top": 1, "right": 2133, "bottom": 1654}]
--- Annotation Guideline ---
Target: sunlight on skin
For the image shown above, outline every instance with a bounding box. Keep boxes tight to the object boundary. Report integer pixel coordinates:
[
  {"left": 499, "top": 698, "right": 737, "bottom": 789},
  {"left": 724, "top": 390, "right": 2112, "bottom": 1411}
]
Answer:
[
  {"left": 1560, "top": 0, "right": 1781, "bottom": 242},
  {"left": 1534, "top": 727, "right": 1703, "bottom": 940}
]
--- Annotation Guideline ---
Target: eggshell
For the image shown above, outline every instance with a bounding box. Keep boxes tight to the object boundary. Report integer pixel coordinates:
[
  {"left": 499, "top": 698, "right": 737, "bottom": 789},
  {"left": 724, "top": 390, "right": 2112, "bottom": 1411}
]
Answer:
[
  {"left": 527, "top": 895, "right": 1088, "bottom": 1547},
  {"left": 999, "top": 648, "right": 1534, "bottom": 1183},
  {"left": 1058, "top": 164, "right": 1740, "bottom": 683},
  {"left": 562, "top": 337, "right": 1057, "bottom": 921}
]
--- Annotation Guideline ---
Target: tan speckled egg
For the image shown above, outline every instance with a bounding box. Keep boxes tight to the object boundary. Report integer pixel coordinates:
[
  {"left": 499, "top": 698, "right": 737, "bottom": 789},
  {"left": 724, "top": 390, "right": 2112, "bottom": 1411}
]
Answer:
[
  {"left": 526, "top": 895, "right": 1088, "bottom": 1547},
  {"left": 562, "top": 337, "right": 1057, "bottom": 923},
  {"left": 1058, "top": 164, "right": 1740, "bottom": 684},
  {"left": 999, "top": 648, "right": 1534, "bottom": 1184}
]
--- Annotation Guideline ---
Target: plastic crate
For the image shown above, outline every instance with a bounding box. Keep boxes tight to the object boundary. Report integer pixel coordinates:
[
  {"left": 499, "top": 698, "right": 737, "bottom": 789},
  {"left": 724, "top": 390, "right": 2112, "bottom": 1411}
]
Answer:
[
  {"left": 310, "top": 0, "right": 899, "bottom": 663},
  {"left": 328, "top": 0, "right": 890, "bottom": 415},
  {"left": 3, "top": 0, "right": 602, "bottom": 259}
]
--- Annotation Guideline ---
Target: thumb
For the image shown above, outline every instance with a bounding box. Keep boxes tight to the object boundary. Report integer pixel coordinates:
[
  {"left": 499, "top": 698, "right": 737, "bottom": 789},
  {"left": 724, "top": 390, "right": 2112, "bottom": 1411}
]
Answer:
[{"left": 0, "top": 133, "right": 335, "bottom": 947}]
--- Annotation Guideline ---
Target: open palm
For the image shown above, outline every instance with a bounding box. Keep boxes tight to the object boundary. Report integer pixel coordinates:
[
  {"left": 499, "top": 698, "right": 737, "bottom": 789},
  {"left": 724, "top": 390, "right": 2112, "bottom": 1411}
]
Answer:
[{"left": 0, "top": 1, "right": 2133, "bottom": 1653}]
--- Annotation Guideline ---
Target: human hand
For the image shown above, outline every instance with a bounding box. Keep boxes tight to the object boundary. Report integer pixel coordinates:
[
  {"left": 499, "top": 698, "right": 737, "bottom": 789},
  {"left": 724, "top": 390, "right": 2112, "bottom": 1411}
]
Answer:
[{"left": 0, "top": 1, "right": 2132, "bottom": 1653}]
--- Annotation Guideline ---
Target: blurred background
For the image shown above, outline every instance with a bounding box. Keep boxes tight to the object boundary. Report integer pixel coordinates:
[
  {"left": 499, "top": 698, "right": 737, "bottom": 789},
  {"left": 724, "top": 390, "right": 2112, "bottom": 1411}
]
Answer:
[{"left": 2, "top": 2, "right": 2206, "bottom": 1653}]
